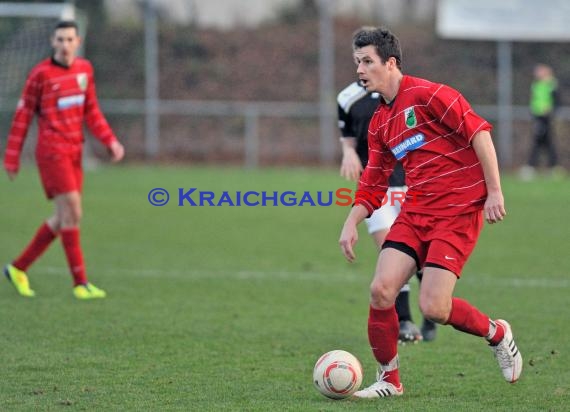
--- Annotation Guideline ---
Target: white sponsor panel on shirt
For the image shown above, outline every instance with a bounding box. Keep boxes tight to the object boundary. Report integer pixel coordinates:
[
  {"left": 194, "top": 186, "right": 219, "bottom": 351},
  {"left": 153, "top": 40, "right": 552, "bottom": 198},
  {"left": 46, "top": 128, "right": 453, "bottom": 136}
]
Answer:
[{"left": 57, "top": 94, "right": 85, "bottom": 110}]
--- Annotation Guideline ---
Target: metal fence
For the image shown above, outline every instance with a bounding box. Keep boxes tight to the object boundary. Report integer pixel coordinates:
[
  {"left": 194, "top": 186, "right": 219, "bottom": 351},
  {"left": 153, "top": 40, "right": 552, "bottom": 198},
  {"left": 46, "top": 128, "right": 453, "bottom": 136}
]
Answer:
[{"left": 1, "top": 1, "right": 569, "bottom": 169}]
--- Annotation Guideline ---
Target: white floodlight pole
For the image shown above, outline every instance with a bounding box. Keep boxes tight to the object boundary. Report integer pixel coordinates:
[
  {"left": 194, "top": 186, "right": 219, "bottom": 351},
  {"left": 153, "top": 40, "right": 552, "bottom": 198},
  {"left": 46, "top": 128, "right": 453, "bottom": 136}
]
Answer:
[
  {"left": 497, "top": 41, "right": 513, "bottom": 168},
  {"left": 143, "top": 0, "right": 160, "bottom": 158},
  {"left": 318, "top": 0, "right": 336, "bottom": 164}
]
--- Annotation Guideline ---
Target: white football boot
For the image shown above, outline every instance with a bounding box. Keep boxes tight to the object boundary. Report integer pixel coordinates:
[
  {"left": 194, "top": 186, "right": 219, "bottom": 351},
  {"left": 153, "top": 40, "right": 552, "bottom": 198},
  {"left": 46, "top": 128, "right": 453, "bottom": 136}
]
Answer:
[
  {"left": 353, "top": 356, "right": 403, "bottom": 398},
  {"left": 490, "top": 319, "right": 523, "bottom": 383}
]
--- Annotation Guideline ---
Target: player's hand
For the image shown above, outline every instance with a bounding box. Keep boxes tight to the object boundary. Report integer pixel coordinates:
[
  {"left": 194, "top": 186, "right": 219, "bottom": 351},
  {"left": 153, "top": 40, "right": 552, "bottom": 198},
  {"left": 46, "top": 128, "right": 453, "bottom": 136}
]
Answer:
[
  {"left": 339, "top": 221, "right": 359, "bottom": 262},
  {"left": 340, "top": 150, "right": 363, "bottom": 181},
  {"left": 5, "top": 169, "right": 17, "bottom": 181},
  {"left": 108, "top": 141, "right": 125, "bottom": 163},
  {"left": 484, "top": 190, "right": 506, "bottom": 224}
]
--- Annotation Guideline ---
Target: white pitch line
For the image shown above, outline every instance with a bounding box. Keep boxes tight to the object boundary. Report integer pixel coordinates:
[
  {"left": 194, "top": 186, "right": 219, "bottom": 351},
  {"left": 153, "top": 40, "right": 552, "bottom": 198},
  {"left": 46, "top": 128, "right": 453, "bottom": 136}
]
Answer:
[{"left": 40, "top": 266, "right": 569, "bottom": 288}]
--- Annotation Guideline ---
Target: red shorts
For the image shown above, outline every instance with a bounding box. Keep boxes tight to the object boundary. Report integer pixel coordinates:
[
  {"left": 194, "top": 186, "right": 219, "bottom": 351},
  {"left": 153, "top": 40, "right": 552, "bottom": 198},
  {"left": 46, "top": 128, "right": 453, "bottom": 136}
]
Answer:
[
  {"left": 384, "top": 210, "right": 484, "bottom": 277},
  {"left": 36, "top": 151, "right": 83, "bottom": 199}
]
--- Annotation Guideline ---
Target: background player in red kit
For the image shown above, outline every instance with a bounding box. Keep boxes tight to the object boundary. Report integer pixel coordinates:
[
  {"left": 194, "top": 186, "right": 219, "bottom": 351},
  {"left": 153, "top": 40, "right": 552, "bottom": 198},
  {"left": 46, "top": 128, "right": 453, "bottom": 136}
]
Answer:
[
  {"left": 3, "top": 20, "right": 124, "bottom": 299},
  {"left": 338, "top": 27, "right": 522, "bottom": 398}
]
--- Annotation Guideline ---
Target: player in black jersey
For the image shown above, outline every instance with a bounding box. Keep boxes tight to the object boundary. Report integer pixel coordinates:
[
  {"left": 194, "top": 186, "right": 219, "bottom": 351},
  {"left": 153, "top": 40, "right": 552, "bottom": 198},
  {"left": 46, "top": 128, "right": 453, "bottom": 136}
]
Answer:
[{"left": 337, "top": 81, "right": 437, "bottom": 342}]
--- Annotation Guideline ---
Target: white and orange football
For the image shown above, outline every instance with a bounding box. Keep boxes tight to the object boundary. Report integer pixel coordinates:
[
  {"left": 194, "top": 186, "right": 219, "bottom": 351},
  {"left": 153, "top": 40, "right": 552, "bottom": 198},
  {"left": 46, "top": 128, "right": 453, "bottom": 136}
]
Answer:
[{"left": 313, "top": 350, "right": 363, "bottom": 400}]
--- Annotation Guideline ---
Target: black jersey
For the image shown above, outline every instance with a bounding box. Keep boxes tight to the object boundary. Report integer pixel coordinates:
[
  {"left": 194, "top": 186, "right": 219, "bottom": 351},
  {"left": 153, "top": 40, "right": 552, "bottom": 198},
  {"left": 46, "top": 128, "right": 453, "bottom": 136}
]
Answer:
[{"left": 337, "top": 81, "right": 405, "bottom": 187}]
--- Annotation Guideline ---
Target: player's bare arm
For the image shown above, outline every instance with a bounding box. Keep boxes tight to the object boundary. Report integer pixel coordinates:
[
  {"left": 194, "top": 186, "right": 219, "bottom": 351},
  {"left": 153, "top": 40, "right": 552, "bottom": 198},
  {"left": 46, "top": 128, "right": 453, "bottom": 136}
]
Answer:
[
  {"left": 339, "top": 204, "right": 369, "bottom": 262},
  {"left": 472, "top": 130, "right": 506, "bottom": 224},
  {"left": 339, "top": 137, "right": 363, "bottom": 181}
]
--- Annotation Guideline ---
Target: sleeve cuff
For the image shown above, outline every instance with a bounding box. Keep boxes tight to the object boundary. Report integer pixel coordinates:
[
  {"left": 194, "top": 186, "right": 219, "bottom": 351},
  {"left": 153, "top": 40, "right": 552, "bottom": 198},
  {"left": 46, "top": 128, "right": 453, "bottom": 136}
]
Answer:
[
  {"left": 354, "top": 199, "right": 375, "bottom": 217},
  {"left": 103, "top": 135, "right": 118, "bottom": 147},
  {"left": 4, "top": 161, "right": 19, "bottom": 172}
]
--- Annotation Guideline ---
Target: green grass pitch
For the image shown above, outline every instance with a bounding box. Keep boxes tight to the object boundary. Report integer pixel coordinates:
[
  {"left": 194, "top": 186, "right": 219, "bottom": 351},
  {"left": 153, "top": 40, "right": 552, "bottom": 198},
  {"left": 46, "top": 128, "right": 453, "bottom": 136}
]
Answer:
[{"left": 1, "top": 165, "right": 568, "bottom": 411}]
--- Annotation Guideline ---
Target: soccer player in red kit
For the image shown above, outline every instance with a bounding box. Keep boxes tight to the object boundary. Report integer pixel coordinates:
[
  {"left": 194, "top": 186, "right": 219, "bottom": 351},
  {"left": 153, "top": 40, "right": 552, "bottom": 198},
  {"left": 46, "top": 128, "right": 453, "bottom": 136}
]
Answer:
[
  {"left": 338, "top": 27, "right": 522, "bottom": 398},
  {"left": 3, "top": 20, "right": 124, "bottom": 299}
]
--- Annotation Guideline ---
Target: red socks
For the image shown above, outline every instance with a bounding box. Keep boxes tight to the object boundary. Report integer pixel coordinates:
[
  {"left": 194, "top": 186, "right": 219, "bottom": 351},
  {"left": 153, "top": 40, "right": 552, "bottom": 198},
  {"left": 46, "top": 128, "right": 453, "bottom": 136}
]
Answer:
[
  {"left": 12, "top": 223, "right": 89, "bottom": 287},
  {"left": 60, "top": 228, "right": 87, "bottom": 286},
  {"left": 12, "top": 223, "right": 57, "bottom": 271},
  {"left": 368, "top": 305, "right": 400, "bottom": 385},
  {"left": 487, "top": 320, "right": 505, "bottom": 345},
  {"left": 367, "top": 299, "right": 504, "bottom": 387},
  {"left": 446, "top": 297, "right": 504, "bottom": 344}
]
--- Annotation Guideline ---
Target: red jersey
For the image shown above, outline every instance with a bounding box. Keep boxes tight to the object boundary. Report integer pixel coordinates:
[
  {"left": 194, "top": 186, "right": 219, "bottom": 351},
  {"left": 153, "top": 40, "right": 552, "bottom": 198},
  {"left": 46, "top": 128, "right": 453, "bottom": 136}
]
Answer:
[
  {"left": 4, "top": 57, "right": 117, "bottom": 172},
  {"left": 355, "top": 75, "right": 492, "bottom": 216}
]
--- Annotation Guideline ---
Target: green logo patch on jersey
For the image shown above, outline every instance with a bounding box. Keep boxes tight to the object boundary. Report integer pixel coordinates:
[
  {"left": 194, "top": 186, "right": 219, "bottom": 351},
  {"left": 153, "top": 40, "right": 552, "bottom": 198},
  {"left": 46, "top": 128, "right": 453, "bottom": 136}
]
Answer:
[
  {"left": 404, "top": 107, "right": 417, "bottom": 128},
  {"left": 77, "top": 73, "right": 88, "bottom": 91}
]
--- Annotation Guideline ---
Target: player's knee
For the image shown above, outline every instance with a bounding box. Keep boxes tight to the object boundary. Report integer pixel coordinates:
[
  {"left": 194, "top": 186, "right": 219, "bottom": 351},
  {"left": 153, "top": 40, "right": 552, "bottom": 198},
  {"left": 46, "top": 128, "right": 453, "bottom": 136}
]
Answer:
[
  {"left": 73, "top": 205, "right": 82, "bottom": 222},
  {"left": 69, "top": 207, "right": 82, "bottom": 225},
  {"left": 59, "top": 205, "right": 82, "bottom": 226},
  {"left": 47, "top": 215, "right": 61, "bottom": 232},
  {"left": 418, "top": 298, "right": 449, "bottom": 324},
  {"left": 369, "top": 279, "right": 396, "bottom": 308}
]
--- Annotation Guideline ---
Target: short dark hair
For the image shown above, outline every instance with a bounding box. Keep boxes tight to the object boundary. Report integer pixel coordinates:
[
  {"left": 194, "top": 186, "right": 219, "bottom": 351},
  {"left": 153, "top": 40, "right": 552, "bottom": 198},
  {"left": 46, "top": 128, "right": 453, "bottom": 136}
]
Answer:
[
  {"left": 54, "top": 20, "right": 78, "bottom": 33},
  {"left": 352, "top": 27, "right": 402, "bottom": 70}
]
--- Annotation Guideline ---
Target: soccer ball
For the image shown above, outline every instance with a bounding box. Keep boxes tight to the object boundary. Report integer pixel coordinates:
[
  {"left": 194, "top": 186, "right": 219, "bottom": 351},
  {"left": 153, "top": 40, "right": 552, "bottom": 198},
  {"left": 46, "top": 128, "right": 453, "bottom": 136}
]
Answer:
[{"left": 313, "top": 350, "right": 363, "bottom": 399}]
